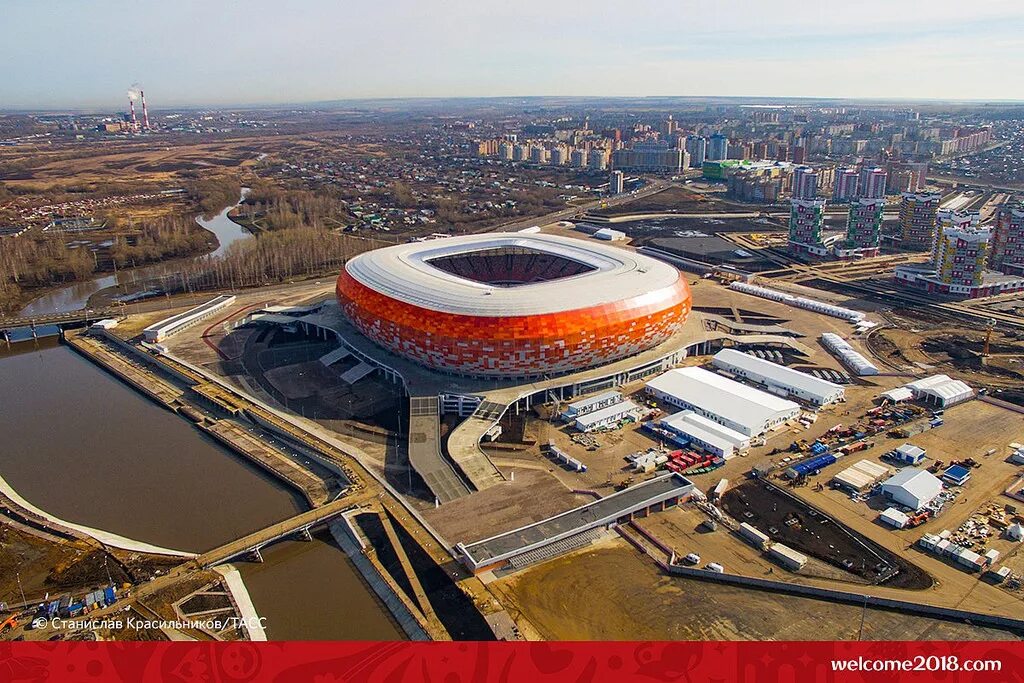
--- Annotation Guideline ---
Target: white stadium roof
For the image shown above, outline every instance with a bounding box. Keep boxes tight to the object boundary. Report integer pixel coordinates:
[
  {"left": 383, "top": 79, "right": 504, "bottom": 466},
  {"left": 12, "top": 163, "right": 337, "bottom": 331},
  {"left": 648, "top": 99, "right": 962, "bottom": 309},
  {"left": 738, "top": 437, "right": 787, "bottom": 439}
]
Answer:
[
  {"left": 646, "top": 367, "right": 800, "bottom": 433},
  {"left": 343, "top": 232, "right": 681, "bottom": 317}
]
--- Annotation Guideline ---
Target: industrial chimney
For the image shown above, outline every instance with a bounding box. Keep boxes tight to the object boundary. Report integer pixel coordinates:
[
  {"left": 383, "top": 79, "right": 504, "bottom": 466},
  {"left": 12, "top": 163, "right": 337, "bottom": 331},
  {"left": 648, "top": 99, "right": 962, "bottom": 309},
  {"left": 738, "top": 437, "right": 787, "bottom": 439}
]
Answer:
[
  {"left": 141, "top": 90, "right": 150, "bottom": 130},
  {"left": 129, "top": 97, "right": 138, "bottom": 131}
]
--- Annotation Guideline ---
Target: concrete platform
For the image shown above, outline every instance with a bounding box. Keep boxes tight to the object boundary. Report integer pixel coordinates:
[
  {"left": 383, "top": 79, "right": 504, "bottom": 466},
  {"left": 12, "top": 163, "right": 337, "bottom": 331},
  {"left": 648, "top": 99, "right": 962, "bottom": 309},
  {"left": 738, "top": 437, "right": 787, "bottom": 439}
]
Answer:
[{"left": 456, "top": 473, "right": 694, "bottom": 572}]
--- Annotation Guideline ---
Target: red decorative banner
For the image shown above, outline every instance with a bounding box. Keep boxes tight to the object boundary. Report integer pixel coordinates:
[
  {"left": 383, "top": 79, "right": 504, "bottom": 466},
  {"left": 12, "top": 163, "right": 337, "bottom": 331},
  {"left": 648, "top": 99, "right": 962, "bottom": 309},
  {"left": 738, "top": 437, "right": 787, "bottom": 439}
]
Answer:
[{"left": 4, "top": 640, "right": 1024, "bottom": 682}]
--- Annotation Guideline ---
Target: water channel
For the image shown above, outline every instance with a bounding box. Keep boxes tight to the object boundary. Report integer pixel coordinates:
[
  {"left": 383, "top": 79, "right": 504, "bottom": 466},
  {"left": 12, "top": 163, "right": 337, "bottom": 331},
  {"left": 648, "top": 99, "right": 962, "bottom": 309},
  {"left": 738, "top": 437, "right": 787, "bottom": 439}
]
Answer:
[{"left": 0, "top": 340, "right": 402, "bottom": 639}]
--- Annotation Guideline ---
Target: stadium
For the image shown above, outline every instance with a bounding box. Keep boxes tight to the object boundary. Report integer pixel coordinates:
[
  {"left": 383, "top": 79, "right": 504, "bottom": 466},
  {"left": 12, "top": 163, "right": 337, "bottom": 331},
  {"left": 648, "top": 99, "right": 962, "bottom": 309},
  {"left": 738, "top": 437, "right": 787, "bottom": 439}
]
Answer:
[{"left": 335, "top": 233, "right": 692, "bottom": 377}]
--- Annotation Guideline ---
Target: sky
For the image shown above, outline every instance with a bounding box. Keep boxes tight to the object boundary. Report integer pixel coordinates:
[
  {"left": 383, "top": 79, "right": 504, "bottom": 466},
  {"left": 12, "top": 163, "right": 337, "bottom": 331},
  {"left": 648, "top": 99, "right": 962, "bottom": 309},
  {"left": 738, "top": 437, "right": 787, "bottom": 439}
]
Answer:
[{"left": 2, "top": 0, "right": 1023, "bottom": 109}]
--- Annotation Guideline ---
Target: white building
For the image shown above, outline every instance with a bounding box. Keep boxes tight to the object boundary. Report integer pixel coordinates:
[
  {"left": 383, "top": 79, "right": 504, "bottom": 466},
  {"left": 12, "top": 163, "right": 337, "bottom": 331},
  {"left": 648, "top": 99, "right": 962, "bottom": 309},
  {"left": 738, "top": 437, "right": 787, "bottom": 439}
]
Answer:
[
  {"left": 819, "top": 333, "right": 879, "bottom": 376},
  {"left": 610, "top": 170, "right": 625, "bottom": 195},
  {"left": 767, "top": 543, "right": 808, "bottom": 570},
  {"left": 892, "top": 444, "right": 926, "bottom": 465},
  {"left": 562, "top": 391, "right": 622, "bottom": 419},
  {"left": 573, "top": 400, "right": 640, "bottom": 432},
  {"left": 832, "top": 459, "right": 890, "bottom": 492},
  {"left": 880, "top": 507, "right": 910, "bottom": 529},
  {"left": 142, "top": 294, "right": 237, "bottom": 343},
  {"left": 738, "top": 522, "right": 770, "bottom": 550},
  {"left": 593, "top": 228, "right": 626, "bottom": 241},
  {"left": 904, "top": 374, "right": 974, "bottom": 407},
  {"left": 645, "top": 367, "right": 801, "bottom": 437},
  {"left": 656, "top": 410, "right": 751, "bottom": 458},
  {"left": 711, "top": 349, "right": 844, "bottom": 406},
  {"left": 881, "top": 468, "right": 943, "bottom": 511}
]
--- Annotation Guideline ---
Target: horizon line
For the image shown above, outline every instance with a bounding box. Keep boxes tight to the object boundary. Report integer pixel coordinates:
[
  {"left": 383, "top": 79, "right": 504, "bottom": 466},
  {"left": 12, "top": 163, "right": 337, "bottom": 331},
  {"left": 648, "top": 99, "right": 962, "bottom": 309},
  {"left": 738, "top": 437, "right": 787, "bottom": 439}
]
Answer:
[{"left": 4, "top": 93, "right": 1024, "bottom": 115}]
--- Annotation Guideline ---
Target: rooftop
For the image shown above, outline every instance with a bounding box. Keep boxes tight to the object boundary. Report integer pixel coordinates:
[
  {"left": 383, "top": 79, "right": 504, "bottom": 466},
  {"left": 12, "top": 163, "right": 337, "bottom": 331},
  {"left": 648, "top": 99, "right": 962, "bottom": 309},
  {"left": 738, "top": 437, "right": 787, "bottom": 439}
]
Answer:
[
  {"left": 660, "top": 410, "right": 750, "bottom": 451},
  {"left": 646, "top": 366, "right": 800, "bottom": 430},
  {"left": 343, "top": 232, "right": 683, "bottom": 317},
  {"left": 712, "top": 348, "right": 843, "bottom": 398}
]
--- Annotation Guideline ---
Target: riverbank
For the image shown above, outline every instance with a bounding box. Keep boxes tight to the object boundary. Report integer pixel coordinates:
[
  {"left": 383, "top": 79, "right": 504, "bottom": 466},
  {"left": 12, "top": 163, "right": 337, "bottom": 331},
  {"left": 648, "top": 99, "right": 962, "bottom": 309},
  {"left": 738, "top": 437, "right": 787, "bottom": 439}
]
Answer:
[
  {"left": 212, "top": 564, "right": 268, "bottom": 641},
  {"left": 13, "top": 190, "right": 252, "bottom": 319},
  {"left": 0, "top": 470, "right": 194, "bottom": 557}
]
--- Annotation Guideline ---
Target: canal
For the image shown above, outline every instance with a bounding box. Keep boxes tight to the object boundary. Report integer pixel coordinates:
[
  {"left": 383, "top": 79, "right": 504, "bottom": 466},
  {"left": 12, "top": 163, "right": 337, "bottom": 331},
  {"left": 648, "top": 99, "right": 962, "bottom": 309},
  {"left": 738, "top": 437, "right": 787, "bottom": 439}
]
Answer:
[{"left": 0, "top": 340, "right": 402, "bottom": 639}]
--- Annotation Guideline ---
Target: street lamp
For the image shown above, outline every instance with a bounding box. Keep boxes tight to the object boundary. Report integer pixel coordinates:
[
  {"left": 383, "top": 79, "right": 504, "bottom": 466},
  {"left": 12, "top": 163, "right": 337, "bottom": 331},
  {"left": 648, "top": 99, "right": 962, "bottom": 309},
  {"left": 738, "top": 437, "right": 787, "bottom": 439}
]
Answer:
[{"left": 16, "top": 571, "right": 26, "bottom": 606}]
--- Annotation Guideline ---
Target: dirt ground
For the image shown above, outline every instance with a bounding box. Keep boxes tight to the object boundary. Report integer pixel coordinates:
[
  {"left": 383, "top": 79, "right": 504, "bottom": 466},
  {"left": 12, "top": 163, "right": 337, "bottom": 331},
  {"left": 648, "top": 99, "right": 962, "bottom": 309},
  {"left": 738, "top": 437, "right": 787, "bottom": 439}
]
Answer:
[
  {"left": 590, "top": 185, "right": 723, "bottom": 216},
  {"left": 492, "top": 540, "right": 1019, "bottom": 641},
  {"left": 723, "top": 480, "right": 931, "bottom": 589},
  {"left": 871, "top": 326, "right": 1024, "bottom": 387},
  {"left": 423, "top": 468, "right": 588, "bottom": 543}
]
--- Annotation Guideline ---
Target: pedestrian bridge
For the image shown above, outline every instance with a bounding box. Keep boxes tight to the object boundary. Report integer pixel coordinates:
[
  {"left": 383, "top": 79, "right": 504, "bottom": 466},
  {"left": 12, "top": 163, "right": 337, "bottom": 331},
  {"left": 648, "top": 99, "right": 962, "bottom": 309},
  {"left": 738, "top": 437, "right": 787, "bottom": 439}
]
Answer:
[{"left": 196, "top": 496, "right": 367, "bottom": 566}]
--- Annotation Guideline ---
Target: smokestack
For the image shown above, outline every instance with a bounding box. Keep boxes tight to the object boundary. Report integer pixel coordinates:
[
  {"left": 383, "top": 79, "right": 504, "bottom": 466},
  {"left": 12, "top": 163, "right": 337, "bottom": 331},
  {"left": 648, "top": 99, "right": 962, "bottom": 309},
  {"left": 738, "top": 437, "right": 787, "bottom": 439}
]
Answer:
[
  {"left": 141, "top": 90, "right": 150, "bottom": 130},
  {"left": 129, "top": 97, "right": 138, "bottom": 131}
]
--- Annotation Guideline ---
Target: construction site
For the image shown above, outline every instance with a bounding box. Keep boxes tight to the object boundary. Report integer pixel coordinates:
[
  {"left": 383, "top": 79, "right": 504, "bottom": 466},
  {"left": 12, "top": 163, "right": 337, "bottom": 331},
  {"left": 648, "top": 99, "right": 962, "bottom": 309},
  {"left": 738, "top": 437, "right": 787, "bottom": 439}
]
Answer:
[{"left": 3, "top": 185, "right": 1024, "bottom": 643}]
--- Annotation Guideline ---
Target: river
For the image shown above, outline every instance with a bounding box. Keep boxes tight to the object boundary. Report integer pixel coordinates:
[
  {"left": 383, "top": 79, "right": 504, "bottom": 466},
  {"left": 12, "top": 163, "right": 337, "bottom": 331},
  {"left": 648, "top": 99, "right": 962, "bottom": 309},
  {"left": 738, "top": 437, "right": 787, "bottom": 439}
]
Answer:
[
  {"left": 18, "top": 188, "right": 253, "bottom": 318},
  {"left": 0, "top": 340, "right": 402, "bottom": 639}
]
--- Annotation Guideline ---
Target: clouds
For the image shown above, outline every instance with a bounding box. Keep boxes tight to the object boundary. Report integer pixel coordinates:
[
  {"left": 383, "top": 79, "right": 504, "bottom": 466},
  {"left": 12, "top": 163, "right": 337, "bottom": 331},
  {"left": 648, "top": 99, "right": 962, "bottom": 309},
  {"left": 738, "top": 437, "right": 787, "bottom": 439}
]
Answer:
[{"left": 0, "top": 0, "right": 1021, "bottom": 107}]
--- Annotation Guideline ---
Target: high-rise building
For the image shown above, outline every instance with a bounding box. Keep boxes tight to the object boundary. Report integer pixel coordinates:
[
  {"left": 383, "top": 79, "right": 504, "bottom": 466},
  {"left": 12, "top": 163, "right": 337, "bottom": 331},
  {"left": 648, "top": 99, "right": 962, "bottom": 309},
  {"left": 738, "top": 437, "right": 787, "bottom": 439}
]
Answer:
[
  {"left": 728, "top": 170, "right": 783, "bottom": 202},
  {"left": 788, "top": 198, "right": 827, "bottom": 254},
  {"left": 833, "top": 168, "right": 859, "bottom": 202},
  {"left": 550, "top": 146, "right": 567, "bottom": 165},
  {"left": 899, "top": 192, "right": 941, "bottom": 249},
  {"left": 707, "top": 133, "right": 729, "bottom": 161},
  {"left": 587, "top": 148, "right": 608, "bottom": 170},
  {"left": 934, "top": 225, "right": 990, "bottom": 288},
  {"left": 529, "top": 145, "right": 548, "bottom": 164},
  {"left": 792, "top": 146, "right": 806, "bottom": 164},
  {"left": 611, "top": 140, "right": 683, "bottom": 173},
  {"left": 659, "top": 115, "right": 677, "bottom": 138},
  {"left": 498, "top": 142, "right": 513, "bottom": 161},
  {"left": 887, "top": 162, "right": 928, "bottom": 193},
  {"left": 512, "top": 144, "right": 528, "bottom": 162},
  {"left": 610, "top": 170, "right": 625, "bottom": 195},
  {"left": 991, "top": 203, "right": 1024, "bottom": 276},
  {"left": 791, "top": 167, "right": 819, "bottom": 200},
  {"left": 727, "top": 142, "right": 750, "bottom": 160},
  {"left": 858, "top": 167, "right": 887, "bottom": 199},
  {"left": 570, "top": 148, "right": 587, "bottom": 168},
  {"left": 685, "top": 136, "right": 706, "bottom": 168},
  {"left": 933, "top": 209, "right": 979, "bottom": 263},
  {"left": 844, "top": 198, "right": 885, "bottom": 256}
]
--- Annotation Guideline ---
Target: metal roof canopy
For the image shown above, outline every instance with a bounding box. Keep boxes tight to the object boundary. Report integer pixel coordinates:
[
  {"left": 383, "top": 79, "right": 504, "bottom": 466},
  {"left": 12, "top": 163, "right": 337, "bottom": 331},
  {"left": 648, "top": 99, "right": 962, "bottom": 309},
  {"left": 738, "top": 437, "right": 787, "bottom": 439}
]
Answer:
[
  {"left": 344, "top": 232, "right": 682, "bottom": 316},
  {"left": 712, "top": 348, "right": 843, "bottom": 402},
  {"left": 647, "top": 366, "right": 800, "bottom": 434}
]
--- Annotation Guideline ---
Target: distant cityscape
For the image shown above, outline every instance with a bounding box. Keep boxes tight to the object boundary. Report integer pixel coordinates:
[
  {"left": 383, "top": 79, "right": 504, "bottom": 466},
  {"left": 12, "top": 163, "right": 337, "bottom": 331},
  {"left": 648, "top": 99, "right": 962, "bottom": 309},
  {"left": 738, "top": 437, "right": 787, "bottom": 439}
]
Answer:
[{"left": 466, "top": 106, "right": 1023, "bottom": 298}]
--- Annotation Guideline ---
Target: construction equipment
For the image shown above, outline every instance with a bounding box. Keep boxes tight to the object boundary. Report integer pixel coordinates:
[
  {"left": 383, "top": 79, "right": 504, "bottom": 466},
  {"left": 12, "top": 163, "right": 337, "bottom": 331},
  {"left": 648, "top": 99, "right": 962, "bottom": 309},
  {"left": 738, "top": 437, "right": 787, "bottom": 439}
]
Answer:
[{"left": 983, "top": 318, "right": 997, "bottom": 357}]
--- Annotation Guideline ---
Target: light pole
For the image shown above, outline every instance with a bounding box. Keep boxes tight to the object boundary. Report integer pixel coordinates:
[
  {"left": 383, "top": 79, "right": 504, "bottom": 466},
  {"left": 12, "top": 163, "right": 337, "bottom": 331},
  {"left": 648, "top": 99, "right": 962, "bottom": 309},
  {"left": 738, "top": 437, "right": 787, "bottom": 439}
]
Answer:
[{"left": 16, "top": 571, "right": 27, "bottom": 606}]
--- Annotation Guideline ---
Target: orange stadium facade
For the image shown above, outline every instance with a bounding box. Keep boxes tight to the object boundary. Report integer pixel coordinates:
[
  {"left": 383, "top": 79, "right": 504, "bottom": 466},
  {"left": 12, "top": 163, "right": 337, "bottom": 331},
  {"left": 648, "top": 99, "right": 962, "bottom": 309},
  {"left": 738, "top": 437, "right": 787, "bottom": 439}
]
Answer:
[{"left": 335, "top": 233, "right": 691, "bottom": 378}]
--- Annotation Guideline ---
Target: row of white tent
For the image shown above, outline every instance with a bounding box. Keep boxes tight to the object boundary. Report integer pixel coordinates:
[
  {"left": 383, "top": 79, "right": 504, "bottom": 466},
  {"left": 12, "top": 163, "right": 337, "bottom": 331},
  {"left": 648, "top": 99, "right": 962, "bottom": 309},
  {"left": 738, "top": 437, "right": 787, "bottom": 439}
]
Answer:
[
  {"left": 819, "top": 333, "right": 879, "bottom": 376},
  {"left": 728, "top": 282, "right": 865, "bottom": 322}
]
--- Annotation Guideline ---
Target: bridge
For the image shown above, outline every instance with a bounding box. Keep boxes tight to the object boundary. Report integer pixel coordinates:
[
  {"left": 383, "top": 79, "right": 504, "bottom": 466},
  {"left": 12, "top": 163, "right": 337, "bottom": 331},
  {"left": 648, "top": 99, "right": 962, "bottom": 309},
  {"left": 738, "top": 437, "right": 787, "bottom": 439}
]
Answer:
[
  {"left": 407, "top": 396, "right": 473, "bottom": 503},
  {"left": 0, "top": 308, "right": 118, "bottom": 331},
  {"left": 195, "top": 495, "right": 372, "bottom": 566}
]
